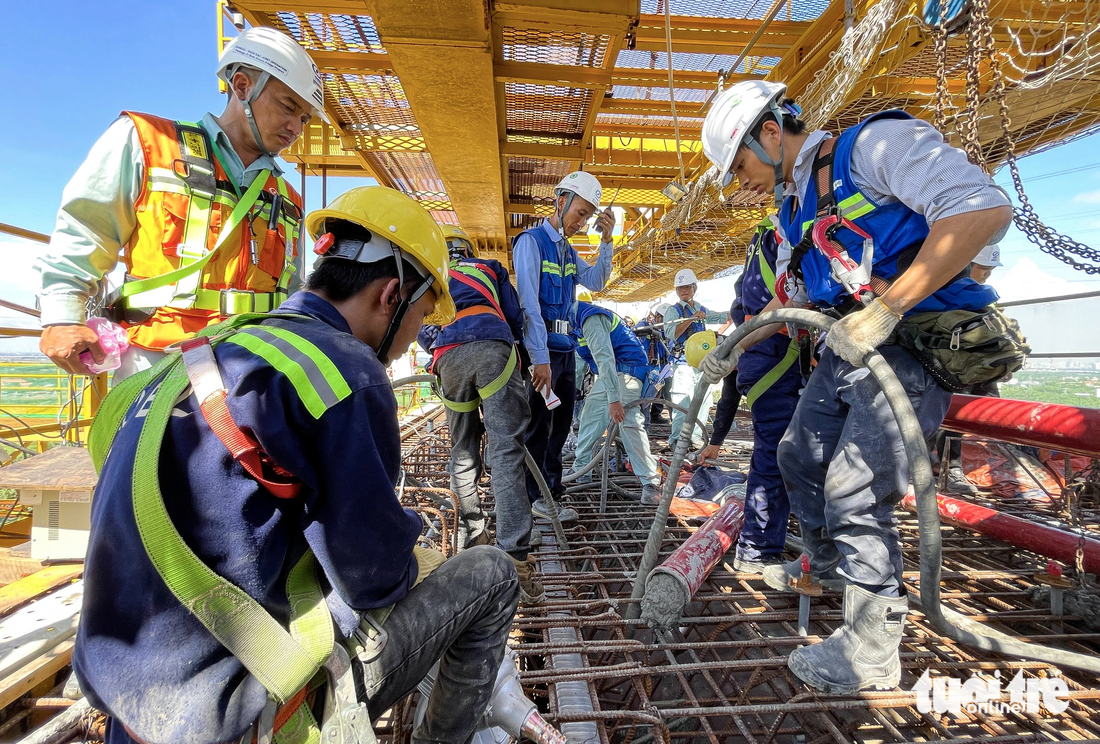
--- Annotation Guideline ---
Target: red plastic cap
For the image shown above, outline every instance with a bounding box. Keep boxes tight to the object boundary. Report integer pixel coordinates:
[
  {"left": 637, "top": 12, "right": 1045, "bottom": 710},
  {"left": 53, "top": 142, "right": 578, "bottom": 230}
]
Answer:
[
  {"left": 1047, "top": 559, "right": 1063, "bottom": 578},
  {"left": 800, "top": 553, "right": 811, "bottom": 573},
  {"left": 313, "top": 232, "right": 335, "bottom": 256}
]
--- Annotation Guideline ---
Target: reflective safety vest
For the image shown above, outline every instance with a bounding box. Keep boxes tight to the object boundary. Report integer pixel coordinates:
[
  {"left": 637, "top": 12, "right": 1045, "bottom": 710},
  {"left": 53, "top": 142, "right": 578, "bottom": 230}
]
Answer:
[
  {"left": 779, "top": 111, "right": 998, "bottom": 313},
  {"left": 515, "top": 224, "right": 578, "bottom": 353},
  {"left": 113, "top": 113, "right": 303, "bottom": 351},
  {"left": 573, "top": 302, "right": 651, "bottom": 382},
  {"left": 88, "top": 313, "right": 375, "bottom": 744}
]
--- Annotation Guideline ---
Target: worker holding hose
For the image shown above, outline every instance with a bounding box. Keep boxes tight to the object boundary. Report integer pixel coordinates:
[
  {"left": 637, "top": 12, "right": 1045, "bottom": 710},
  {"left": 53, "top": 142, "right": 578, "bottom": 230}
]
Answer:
[
  {"left": 699, "top": 216, "right": 802, "bottom": 575},
  {"left": 513, "top": 172, "right": 615, "bottom": 522},
  {"left": 417, "top": 225, "right": 543, "bottom": 604},
  {"left": 76, "top": 187, "right": 521, "bottom": 744},
  {"left": 35, "top": 28, "right": 324, "bottom": 379},
  {"left": 666, "top": 269, "right": 717, "bottom": 450},
  {"left": 700, "top": 81, "right": 1011, "bottom": 693},
  {"left": 566, "top": 298, "right": 662, "bottom": 506}
]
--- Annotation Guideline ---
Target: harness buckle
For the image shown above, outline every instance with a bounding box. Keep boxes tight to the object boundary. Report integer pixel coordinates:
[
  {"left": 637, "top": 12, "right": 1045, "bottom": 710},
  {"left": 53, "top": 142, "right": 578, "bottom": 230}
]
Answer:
[
  {"left": 220, "top": 289, "right": 256, "bottom": 317},
  {"left": 322, "top": 644, "right": 378, "bottom": 744},
  {"left": 171, "top": 158, "right": 217, "bottom": 200},
  {"left": 551, "top": 319, "right": 571, "bottom": 334}
]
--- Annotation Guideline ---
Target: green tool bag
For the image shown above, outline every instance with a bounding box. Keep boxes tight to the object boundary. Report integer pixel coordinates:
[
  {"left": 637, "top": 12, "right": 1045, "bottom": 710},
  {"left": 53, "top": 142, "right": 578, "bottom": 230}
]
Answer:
[{"left": 895, "top": 305, "right": 1030, "bottom": 392}]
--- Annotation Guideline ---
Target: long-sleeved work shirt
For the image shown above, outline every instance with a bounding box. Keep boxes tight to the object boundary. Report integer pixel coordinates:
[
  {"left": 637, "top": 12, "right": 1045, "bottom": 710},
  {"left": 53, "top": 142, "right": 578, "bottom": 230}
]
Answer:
[
  {"left": 34, "top": 113, "right": 297, "bottom": 327},
  {"left": 513, "top": 220, "right": 613, "bottom": 365},
  {"left": 75, "top": 291, "right": 421, "bottom": 744},
  {"left": 774, "top": 119, "right": 1011, "bottom": 301},
  {"left": 579, "top": 313, "right": 622, "bottom": 404}
]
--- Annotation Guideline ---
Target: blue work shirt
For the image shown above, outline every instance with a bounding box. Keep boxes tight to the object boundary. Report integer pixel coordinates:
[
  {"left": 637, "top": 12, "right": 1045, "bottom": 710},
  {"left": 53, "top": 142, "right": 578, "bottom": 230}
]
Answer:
[
  {"left": 417, "top": 257, "right": 524, "bottom": 359},
  {"left": 75, "top": 291, "right": 423, "bottom": 744},
  {"left": 513, "top": 220, "right": 613, "bottom": 365}
]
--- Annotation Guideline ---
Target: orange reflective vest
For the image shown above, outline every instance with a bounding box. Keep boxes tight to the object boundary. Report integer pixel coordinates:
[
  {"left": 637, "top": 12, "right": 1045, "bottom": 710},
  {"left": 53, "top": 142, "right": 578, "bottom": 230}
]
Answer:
[{"left": 113, "top": 112, "right": 302, "bottom": 351}]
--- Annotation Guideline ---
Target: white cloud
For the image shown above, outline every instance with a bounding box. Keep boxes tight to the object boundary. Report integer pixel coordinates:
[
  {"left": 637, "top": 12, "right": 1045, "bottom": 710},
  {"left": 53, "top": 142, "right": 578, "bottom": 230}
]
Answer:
[
  {"left": 987, "top": 256, "right": 1098, "bottom": 302},
  {"left": 1071, "top": 188, "right": 1100, "bottom": 205}
]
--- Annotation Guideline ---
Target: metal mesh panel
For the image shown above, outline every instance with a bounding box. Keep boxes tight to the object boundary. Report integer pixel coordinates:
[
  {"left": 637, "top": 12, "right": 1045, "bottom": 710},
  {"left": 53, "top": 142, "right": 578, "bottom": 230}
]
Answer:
[
  {"left": 329, "top": 73, "right": 419, "bottom": 131},
  {"left": 611, "top": 85, "right": 712, "bottom": 102},
  {"left": 502, "top": 27, "right": 612, "bottom": 67},
  {"left": 271, "top": 12, "right": 384, "bottom": 53},
  {"left": 640, "top": 0, "right": 830, "bottom": 22},
  {"left": 508, "top": 157, "right": 574, "bottom": 204},
  {"left": 616, "top": 49, "right": 773, "bottom": 73},
  {"left": 370, "top": 151, "right": 447, "bottom": 196},
  {"left": 505, "top": 83, "right": 594, "bottom": 137}
]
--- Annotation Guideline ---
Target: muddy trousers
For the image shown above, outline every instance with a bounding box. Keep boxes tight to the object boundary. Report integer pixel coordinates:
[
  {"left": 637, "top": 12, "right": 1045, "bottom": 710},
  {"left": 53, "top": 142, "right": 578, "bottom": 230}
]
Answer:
[
  {"left": 436, "top": 341, "right": 532, "bottom": 559},
  {"left": 572, "top": 372, "right": 659, "bottom": 487},
  {"left": 360, "top": 546, "right": 521, "bottom": 744},
  {"left": 777, "top": 345, "right": 950, "bottom": 597}
]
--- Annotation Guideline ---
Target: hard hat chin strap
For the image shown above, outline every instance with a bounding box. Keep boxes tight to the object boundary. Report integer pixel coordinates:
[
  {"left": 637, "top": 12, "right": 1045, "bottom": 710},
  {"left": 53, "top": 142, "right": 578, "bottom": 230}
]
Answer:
[
  {"left": 376, "top": 244, "right": 435, "bottom": 363},
  {"left": 742, "top": 103, "right": 787, "bottom": 208},
  {"left": 554, "top": 191, "right": 576, "bottom": 239},
  {"left": 239, "top": 70, "right": 277, "bottom": 159}
]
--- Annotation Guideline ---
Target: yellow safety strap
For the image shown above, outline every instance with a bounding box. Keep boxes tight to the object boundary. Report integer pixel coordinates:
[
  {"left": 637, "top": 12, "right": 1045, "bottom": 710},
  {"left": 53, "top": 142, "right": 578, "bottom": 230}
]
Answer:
[
  {"left": 745, "top": 339, "right": 800, "bottom": 407},
  {"left": 439, "top": 346, "right": 518, "bottom": 413}
]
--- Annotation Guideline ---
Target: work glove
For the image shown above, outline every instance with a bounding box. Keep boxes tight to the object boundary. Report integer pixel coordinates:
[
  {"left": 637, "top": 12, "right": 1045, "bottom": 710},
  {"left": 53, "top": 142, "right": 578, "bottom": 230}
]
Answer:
[
  {"left": 412, "top": 546, "right": 447, "bottom": 587},
  {"left": 825, "top": 298, "right": 901, "bottom": 366},
  {"left": 699, "top": 344, "right": 743, "bottom": 385}
]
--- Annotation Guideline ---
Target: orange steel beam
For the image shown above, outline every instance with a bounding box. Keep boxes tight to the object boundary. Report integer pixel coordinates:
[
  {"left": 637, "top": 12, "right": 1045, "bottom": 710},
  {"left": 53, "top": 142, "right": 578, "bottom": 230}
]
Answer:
[{"left": 633, "top": 15, "right": 812, "bottom": 55}]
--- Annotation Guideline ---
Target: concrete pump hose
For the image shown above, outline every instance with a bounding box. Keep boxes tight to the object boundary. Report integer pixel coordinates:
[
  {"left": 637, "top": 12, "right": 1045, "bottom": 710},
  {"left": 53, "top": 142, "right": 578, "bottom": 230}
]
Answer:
[{"left": 626, "top": 307, "right": 1100, "bottom": 674}]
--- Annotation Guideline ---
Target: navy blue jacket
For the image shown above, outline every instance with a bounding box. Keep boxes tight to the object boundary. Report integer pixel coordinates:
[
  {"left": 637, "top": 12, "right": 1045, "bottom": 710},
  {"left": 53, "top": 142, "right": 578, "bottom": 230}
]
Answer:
[
  {"left": 418, "top": 257, "right": 524, "bottom": 358},
  {"left": 76, "top": 292, "right": 423, "bottom": 744}
]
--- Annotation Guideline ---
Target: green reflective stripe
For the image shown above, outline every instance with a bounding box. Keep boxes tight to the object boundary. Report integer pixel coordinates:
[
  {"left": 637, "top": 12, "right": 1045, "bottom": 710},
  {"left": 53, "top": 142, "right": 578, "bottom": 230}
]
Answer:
[
  {"left": 839, "top": 192, "right": 874, "bottom": 220},
  {"left": 541, "top": 260, "right": 562, "bottom": 276},
  {"left": 147, "top": 169, "right": 238, "bottom": 207},
  {"left": 801, "top": 219, "right": 815, "bottom": 236},
  {"left": 745, "top": 340, "right": 800, "bottom": 407},
  {"left": 439, "top": 346, "right": 517, "bottom": 413},
  {"left": 610, "top": 315, "right": 620, "bottom": 331},
  {"left": 453, "top": 265, "right": 500, "bottom": 304},
  {"left": 120, "top": 170, "right": 269, "bottom": 302},
  {"left": 225, "top": 327, "right": 352, "bottom": 419},
  {"left": 132, "top": 364, "right": 331, "bottom": 702},
  {"left": 756, "top": 244, "right": 777, "bottom": 296},
  {"left": 564, "top": 262, "right": 576, "bottom": 277}
]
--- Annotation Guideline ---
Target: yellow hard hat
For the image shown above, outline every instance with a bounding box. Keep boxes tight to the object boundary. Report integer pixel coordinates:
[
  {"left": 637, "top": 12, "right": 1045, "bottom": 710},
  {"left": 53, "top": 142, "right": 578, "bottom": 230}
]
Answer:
[
  {"left": 306, "top": 186, "right": 455, "bottom": 326},
  {"left": 441, "top": 224, "right": 477, "bottom": 259},
  {"left": 576, "top": 289, "right": 594, "bottom": 303},
  {"left": 685, "top": 330, "right": 718, "bottom": 369}
]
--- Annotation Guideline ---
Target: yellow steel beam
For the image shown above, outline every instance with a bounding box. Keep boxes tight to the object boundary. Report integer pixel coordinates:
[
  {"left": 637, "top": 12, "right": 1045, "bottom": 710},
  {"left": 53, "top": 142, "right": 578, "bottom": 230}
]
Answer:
[
  {"left": 494, "top": 61, "right": 613, "bottom": 88},
  {"left": 612, "top": 67, "right": 761, "bottom": 90},
  {"left": 309, "top": 50, "right": 395, "bottom": 73},
  {"left": 501, "top": 141, "right": 585, "bottom": 159},
  {"left": 633, "top": 15, "right": 813, "bottom": 55},
  {"left": 364, "top": 0, "right": 506, "bottom": 245},
  {"left": 493, "top": 0, "right": 637, "bottom": 33},
  {"left": 592, "top": 123, "right": 702, "bottom": 138}
]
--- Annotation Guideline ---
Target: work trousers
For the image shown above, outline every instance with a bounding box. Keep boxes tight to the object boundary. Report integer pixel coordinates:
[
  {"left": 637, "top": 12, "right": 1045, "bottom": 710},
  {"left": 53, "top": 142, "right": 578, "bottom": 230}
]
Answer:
[
  {"left": 359, "top": 546, "right": 521, "bottom": 744},
  {"left": 777, "top": 345, "right": 950, "bottom": 596},
  {"left": 435, "top": 341, "right": 532, "bottom": 559},
  {"left": 668, "top": 363, "right": 715, "bottom": 447},
  {"left": 735, "top": 365, "right": 801, "bottom": 561},
  {"left": 572, "top": 372, "right": 659, "bottom": 487},
  {"left": 525, "top": 350, "right": 576, "bottom": 501}
]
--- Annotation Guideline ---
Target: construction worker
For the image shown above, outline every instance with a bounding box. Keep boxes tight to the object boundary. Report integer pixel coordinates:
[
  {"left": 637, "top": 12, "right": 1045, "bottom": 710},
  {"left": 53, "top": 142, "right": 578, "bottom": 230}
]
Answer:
[
  {"left": 700, "top": 81, "right": 1010, "bottom": 693},
  {"left": 416, "top": 226, "right": 543, "bottom": 603},
  {"left": 700, "top": 218, "right": 802, "bottom": 574},
  {"left": 75, "top": 186, "right": 522, "bottom": 744},
  {"left": 35, "top": 27, "right": 324, "bottom": 380},
  {"left": 514, "top": 171, "right": 615, "bottom": 520},
  {"left": 635, "top": 302, "right": 671, "bottom": 427},
  {"left": 567, "top": 300, "right": 662, "bottom": 505},
  {"left": 969, "top": 242, "right": 1003, "bottom": 284},
  {"left": 667, "top": 269, "right": 715, "bottom": 449}
]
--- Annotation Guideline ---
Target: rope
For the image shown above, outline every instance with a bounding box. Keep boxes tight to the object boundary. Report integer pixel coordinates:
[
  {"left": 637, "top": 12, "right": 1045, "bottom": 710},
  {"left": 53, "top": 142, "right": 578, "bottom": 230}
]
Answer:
[{"left": 663, "top": 0, "right": 686, "bottom": 184}]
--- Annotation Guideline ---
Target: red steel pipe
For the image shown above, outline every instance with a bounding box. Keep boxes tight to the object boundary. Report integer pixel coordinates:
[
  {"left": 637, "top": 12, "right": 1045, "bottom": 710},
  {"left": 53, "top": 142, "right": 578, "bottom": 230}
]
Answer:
[
  {"left": 943, "top": 395, "right": 1100, "bottom": 459},
  {"left": 649, "top": 497, "right": 746, "bottom": 600},
  {"left": 901, "top": 491, "right": 1100, "bottom": 574}
]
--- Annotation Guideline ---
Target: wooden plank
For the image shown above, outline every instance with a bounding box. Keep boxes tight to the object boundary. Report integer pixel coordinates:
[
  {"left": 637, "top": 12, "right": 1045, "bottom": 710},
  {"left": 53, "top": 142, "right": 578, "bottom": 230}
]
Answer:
[
  {"left": 0, "top": 640, "right": 74, "bottom": 713},
  {"left": 0, "top": 567, "right": 83, "bottom": 618},
  {"left": 0, "top": 448, "right": 97, "bottom": 492}
]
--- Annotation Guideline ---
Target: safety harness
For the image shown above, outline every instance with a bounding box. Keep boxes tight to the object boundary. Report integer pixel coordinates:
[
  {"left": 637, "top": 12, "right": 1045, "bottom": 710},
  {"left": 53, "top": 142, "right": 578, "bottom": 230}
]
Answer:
[
  {"left": 436, "top": 262, "right": 519, "bottom": 413},
  {"left": 107, "top": 122, "right": 299, "bottom": 322},
  {"left": 89, "top": 314, "right": 376, "bottom": 744}
]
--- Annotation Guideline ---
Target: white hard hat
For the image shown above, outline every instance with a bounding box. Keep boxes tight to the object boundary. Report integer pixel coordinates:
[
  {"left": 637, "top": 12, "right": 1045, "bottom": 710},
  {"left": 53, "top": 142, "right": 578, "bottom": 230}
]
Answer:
[
  {"left": 554, "top": 171, "right": 603, "bottom": 211},
  {"left": 674, "top": 269, "right": 698, "bottom": 287},
  {"left": 974, "top": 243, "right": 1003, "bottom": 267},
  {"left": 652, "top": 302, "right": 672, "bottom": 317},
  {"left": 702, "top": 80, "right": 788, "bottom": 198},
  {"left": 218, "top": 27, "right": 331, "bottom": 125}
]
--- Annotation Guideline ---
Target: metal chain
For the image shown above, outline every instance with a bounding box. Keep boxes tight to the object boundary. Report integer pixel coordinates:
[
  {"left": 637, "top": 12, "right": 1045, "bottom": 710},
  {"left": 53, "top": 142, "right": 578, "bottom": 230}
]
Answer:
[
  {"left": 962, "top": 0, "right": 1100, "bottom": 274},
  {"left": 932, "top": 3, "right": 950, "bottom": 135}
]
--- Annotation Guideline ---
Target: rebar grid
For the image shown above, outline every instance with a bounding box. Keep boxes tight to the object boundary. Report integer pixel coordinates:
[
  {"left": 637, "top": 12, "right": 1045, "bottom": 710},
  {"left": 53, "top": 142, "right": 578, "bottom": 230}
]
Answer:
[{"left": 383, "top": 408, "right": 1100, "bottom": 742}]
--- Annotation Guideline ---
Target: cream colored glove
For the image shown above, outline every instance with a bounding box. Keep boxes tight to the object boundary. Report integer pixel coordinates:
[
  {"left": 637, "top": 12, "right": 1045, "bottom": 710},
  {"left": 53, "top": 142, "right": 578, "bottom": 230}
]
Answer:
[
  {"left": 699, "top": 343, "right": 743, "bottom": 385},
  {"left": 825, "top": 299, "right": 901, "bottom": 366},
  {"left": 412, "top": 546, "right": 447, "bottom": 587}
]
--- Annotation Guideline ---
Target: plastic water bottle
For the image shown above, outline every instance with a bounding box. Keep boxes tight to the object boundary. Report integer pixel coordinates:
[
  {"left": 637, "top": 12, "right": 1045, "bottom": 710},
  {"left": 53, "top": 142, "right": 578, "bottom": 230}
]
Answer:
[{"left": 78, "top": 317, "right": 130, "bottom": 374}]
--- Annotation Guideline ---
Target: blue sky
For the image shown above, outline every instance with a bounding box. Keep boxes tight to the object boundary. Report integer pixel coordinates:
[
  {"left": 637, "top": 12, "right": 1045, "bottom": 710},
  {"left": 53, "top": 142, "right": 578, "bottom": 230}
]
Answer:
[{"left": 2, "top": 1, "right": 1099, "bottom": 352}]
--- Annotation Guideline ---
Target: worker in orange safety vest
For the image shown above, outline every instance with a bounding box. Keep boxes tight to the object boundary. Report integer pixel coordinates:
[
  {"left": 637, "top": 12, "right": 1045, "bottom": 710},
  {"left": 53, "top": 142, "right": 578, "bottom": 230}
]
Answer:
[{"left": 35, "top": 27, "right": 328, "bottom": 380}]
